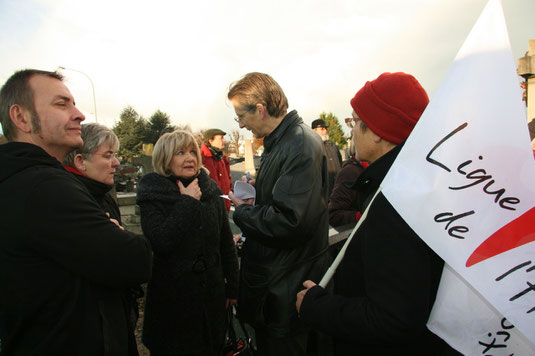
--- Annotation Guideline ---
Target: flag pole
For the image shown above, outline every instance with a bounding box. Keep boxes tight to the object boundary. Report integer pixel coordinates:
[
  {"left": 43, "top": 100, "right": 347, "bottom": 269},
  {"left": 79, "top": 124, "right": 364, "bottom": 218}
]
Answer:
[{"left": 319, "top": 186, "right": 382, "bottom": 287}]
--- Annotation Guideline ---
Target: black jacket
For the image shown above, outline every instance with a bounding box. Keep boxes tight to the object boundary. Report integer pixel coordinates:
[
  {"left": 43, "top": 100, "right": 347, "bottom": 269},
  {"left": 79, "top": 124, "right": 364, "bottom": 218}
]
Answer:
[
  {"left": 300, "top": 144, "right": 460, "bottom": 355},
  {"left": 0, "top": 142, "right": 152, "bottom": 356},
  {"left": 137, "top": 169, "right": 239, "bottom": 354},
  {"left": 68, "top": 171, "right": 121, "bottom": 222},
  {"left": 328, "top": 157, "right": 365, "bottom": 227},
  {"left": 233, "top": 110, "right": 330, "bottom": 337},
  {"left": 323, "top": 139, "right": 342, "bottom": 199},
  {"left": 68, "top": 170, "right": 142, "bottom": 355}
]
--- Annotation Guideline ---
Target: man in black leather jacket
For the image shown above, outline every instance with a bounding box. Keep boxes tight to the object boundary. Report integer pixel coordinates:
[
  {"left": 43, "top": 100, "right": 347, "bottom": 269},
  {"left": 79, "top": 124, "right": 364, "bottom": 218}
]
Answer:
[{"left": 228, "top": 72, "right": 330, "bottom": 356}]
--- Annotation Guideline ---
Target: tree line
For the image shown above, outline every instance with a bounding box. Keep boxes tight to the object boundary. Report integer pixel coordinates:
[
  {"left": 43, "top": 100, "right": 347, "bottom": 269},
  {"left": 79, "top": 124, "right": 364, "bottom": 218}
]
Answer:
[{"left": 112, "top": 106, "right": 179, "bottom": 162}]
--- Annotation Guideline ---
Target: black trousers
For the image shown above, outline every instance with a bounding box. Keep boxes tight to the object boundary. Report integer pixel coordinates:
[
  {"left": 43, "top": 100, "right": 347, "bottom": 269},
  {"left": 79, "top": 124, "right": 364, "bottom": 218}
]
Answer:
[
  {"left": 255, "top": 328, "right": 333, "bottom": 356},
  {"left": 255, "top": 329, "right": 308, "bottom": 356},
  {"left": 150, "top": 352, "right": 218, "bottom": 356}
]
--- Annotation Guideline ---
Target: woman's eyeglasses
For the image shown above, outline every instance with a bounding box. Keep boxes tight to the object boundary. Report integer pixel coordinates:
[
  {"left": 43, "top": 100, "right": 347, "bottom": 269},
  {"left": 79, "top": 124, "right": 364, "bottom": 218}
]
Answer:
[
  {"left": 345, "top": 118, "right": 356, "bottom": 128},
  {"left": 92, "top": 152, "right": 119, "bottom": 161}
]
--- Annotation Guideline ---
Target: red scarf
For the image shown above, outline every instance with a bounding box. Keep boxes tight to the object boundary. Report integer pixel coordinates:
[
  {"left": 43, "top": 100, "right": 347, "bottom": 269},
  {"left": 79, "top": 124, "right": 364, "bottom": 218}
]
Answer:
[{"left": 64, "top": 165, "right": 85, "bottom": 177}]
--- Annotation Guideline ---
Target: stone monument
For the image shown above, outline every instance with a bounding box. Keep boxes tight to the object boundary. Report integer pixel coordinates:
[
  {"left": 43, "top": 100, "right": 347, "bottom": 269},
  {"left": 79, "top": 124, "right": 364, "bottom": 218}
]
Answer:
[
  {"left": 518, "top": 39, "right": 535, "bottom": 121},
  {"left": 243, "top": 139, "right": 256, "bottom": 175}
]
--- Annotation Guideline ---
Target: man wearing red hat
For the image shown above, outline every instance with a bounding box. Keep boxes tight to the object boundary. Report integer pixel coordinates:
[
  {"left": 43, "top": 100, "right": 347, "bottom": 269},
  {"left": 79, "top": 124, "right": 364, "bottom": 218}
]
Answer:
[{"left": 297, "top": 72, "right": 460, "bottom": 355}]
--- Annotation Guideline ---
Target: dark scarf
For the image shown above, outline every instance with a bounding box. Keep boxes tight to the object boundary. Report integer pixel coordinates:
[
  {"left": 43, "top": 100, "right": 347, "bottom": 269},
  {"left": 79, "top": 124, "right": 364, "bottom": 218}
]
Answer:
[
  {"left": 64, "top": 165, "right": 120, "bottom": 223},
  {"left": 64, "top": 165, "right": 113, "bottom": 198},
  {"left": 166, "top": 172, "right": 200, "bottom": 188},
  {"left": 208, "top": 146, "right": 224, "bottom": 160}
]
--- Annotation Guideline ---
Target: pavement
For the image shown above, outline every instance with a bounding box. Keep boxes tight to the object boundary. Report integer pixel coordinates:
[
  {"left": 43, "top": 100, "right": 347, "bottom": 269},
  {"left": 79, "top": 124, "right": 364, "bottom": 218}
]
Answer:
[{"left": 229, "top": 161, "right": 250, "bottom": 184}]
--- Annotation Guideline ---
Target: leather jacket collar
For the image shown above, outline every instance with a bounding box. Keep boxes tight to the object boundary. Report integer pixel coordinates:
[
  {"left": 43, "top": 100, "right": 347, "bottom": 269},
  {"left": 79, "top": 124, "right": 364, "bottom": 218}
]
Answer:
[{"left": 263, "top": 110, "right": 301, "bottom": 153}]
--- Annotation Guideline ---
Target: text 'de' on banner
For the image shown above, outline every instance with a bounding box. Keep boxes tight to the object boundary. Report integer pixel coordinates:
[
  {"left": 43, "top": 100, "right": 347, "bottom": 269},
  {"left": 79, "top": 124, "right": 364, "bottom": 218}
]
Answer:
[{"left": 380, "top": 0, "right": 535, "bottom": 354}]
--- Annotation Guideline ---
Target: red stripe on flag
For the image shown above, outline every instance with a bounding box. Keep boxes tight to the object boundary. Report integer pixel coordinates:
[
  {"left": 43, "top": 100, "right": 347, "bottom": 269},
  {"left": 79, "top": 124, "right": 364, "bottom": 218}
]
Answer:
[{"left": 466, "top": 207, "right": 535, "bottom": 267}]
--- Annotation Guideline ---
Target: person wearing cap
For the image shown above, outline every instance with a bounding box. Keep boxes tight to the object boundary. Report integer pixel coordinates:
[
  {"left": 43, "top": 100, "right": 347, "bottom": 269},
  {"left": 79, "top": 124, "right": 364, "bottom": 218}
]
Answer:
[
  {"left": 296, "top": 72, "right": 459, "bottom": 355},
  {"left": 311, "top": 119, "right": 342, "bottom": 199},
  {"left": 201, "top": 128, "right": 232, "bottom": 211}
]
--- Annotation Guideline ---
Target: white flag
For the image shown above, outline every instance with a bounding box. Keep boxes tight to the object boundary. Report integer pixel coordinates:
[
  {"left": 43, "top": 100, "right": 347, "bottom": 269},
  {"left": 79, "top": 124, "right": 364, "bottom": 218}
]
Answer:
[
  {"left": 428, "top": 265, "right": 534, "bottom": 354},
  {"left": 380, "top": 0, "right": 535, "bottom": 354}
]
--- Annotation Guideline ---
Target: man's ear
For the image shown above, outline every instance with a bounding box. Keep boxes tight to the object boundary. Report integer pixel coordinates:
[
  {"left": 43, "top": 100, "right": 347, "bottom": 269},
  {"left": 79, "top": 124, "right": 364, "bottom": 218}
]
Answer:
[
  {"left": 73, "top": 154, "right": 86, "bottom": 171},
  {"left": 9, "top": 105, "right": 32, "bottom": 133},
  {"left": 256, "top": 103, "right": 264, "bottom": 119}
]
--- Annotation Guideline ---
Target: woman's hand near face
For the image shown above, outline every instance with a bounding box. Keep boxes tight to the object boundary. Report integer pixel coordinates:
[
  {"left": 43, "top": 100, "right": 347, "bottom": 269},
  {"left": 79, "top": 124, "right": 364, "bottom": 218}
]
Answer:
[{"left": 178, "top": 179, "right": 202, "bottom": 200}]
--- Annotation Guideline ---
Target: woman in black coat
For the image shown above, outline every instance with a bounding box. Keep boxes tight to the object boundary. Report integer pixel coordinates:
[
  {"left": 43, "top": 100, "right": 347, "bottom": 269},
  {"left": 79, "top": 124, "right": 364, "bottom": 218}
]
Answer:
[
  {"left": 137, "top": 130, "right": 239, "bottom": 356},
  {"left": 63, "top": 123, "right": 141, "bottom": 356},
  {"left": 63, "top": 123, "right": 122, "bottom": 222}
]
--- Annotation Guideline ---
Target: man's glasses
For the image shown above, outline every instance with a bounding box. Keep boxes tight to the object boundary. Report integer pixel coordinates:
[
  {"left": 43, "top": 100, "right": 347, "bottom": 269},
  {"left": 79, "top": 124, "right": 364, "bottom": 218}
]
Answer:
[{"left": 234, "top": 106, "right": 256, "bottom": 123}]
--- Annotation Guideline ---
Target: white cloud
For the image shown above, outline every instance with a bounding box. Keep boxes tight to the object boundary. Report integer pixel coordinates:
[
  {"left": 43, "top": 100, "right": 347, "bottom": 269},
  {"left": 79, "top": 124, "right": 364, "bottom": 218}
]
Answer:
[{"left": 1, "top": 0, "right": 533, "bottom": 138}]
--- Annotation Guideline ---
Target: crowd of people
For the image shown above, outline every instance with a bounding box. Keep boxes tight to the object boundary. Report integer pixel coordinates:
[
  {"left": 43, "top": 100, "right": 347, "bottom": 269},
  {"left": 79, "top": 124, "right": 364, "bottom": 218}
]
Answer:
[{"left": 0, "top": 68, "right": 478, "bottom": 355}]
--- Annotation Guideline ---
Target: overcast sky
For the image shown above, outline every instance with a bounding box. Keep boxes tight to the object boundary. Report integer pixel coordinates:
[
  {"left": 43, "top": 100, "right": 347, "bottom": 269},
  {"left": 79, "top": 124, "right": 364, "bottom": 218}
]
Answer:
[{"left": 1, "top": 0, "right": 534, "bottom": 138}]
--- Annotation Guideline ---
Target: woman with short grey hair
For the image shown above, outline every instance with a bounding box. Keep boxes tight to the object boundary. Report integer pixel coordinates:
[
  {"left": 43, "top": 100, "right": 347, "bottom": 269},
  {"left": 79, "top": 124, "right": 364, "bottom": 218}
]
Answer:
[
  {"left": 63, "top": 122, "right": 142, "bottom": 355},
  {"left": 63, "top": 123, "right": 119, "bottom": 183}
]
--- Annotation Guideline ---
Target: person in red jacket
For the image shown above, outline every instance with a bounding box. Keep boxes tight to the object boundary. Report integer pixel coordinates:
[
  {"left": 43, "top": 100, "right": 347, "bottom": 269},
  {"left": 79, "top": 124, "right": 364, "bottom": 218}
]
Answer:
[{"left": 201, "top": 128, "right": 232, "bottom": 211}]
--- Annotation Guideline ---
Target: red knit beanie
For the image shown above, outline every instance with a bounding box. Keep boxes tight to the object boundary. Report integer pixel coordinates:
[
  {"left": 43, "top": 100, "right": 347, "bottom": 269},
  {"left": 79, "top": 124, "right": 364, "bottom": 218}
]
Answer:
[{"left": 350, "top": 72, "right": 429, "bottom": 144}]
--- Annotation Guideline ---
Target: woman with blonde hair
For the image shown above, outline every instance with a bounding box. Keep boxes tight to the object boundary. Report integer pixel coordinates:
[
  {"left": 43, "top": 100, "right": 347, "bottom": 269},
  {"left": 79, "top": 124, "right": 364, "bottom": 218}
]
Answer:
[{"left": 137, "top": 130, "right": 239, "bottom": 356}]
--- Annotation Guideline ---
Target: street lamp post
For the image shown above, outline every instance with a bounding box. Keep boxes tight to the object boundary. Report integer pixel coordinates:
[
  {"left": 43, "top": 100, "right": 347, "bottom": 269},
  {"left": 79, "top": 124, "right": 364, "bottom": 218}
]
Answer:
[{"left": 57, "top": 66, "right": 98, "bottom": 122}]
